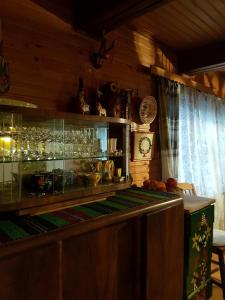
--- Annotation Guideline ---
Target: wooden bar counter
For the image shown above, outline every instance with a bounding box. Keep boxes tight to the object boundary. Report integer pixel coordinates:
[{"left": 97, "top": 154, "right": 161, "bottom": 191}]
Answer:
[{"left": 0, "top": 189, "right": 184, "bottom": 300}]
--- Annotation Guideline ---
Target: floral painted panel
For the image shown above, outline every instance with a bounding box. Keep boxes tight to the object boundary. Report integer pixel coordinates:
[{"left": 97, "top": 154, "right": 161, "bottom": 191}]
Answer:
[{"left": 184, "top": 205, "right": 214, "bottom": 300}]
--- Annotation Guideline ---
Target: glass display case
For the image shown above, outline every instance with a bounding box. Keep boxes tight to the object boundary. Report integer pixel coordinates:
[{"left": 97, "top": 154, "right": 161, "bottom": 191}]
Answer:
[{"left": 0, "top": 108, "right": 130, "bottom": 213}]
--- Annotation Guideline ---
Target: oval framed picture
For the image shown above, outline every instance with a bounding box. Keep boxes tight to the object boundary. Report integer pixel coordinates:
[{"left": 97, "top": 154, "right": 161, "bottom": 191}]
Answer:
[{"left": 139, "top": 96, "right": 157, "bottom": 124}]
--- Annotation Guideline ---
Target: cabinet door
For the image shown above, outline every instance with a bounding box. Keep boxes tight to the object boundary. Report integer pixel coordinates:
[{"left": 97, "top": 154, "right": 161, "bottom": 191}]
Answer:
[
  {"left": 62, "top": 218, "right": 142, "bottom": 300},
  {"left": 0, "top": 243, "right": 60, "bottom": 300},
  {"left": 184, "top": 205, "right": 214, "bottom": 300},
  {"left": 145, "top": 203, "right": 184, "bottom": 300}
]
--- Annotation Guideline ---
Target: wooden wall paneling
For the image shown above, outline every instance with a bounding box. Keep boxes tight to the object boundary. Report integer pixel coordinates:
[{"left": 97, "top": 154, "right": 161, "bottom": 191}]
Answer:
[
  {"left": 0, "top": 243, "right": 61, "bottom": 300},
  {"left": 149, "top": 160, "right": 162, "bottom": 180},
  {"left": 129, "top": 156, "right": 151, "bottom": 186},
  {"left": 151, "top": 65, "right": 214, "bottom": 95},
  {"left": 130, "top": 161, "right": 150, "bottom": 174},
  {"left": 1, "top": 0, "right": 166, "bottom": 181},
  {"left": 193, "top": 71, "right": 225, "bottom": 99}
]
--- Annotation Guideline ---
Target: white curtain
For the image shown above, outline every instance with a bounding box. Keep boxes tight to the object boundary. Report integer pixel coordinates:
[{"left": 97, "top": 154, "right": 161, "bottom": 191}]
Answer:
[{"left": 178, "top": 85, "right": 225, "bottom": 229}]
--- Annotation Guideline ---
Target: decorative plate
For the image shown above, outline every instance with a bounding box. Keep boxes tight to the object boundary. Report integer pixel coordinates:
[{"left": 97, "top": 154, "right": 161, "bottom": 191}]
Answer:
[{"left": 139, "top": 96, "right": 157, "bottom": 124}]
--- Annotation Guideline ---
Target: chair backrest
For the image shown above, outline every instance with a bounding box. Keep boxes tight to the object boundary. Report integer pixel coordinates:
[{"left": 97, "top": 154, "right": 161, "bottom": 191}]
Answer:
[{"left": 177, "top": 182, "right": 196, "bottom": 196}]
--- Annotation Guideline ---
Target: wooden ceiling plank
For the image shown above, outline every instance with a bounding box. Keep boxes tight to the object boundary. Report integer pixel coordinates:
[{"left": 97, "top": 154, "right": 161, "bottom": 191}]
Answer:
[
  {"left": 208, "top": 0, "right": 225, "bottom": 25},
  {"left": 142, "top": 8, "right": 196, "bottom": 42},
  {"left": 174, "top": 1, "right": 218, "bottom": 39},
  {"left": 195, "top": 1, "right": 225, "bottom": 36},
  {"left": 151, "top": 5, "right": 200, "bottom": 41},
  {"left": 188, "top": 0, "right": 224, "bottom": 36},
  {"left": 164, "top": 2, "right": 213, "bottom": 46},
  {"left": 177, "top": 0, "right": 220, "bottom": 38},
  {"left": 208, "top": 0, "right": 225, "bottom": 22}
]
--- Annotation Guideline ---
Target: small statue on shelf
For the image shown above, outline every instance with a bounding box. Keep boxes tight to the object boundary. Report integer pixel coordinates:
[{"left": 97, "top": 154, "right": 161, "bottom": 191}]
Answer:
[
  {"left": 75, "top": 78, "right": 90, "bottom": 115},
  {"left": 101, "top": 81, "right": 121, "bottom": 118},
  {"left": 95, "top": 89, "right": 107, "bottom": 117}
]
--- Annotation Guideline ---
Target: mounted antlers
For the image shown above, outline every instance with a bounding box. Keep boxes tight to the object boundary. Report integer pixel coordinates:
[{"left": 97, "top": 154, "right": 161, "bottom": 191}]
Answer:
[{"left": 91, "top": 36, "right": 115, "bottom": 69}]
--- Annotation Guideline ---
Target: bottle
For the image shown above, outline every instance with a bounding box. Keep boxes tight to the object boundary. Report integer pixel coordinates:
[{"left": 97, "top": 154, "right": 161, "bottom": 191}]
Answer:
[{"left": 125, "top": 89, "right": 131, "bottom": 120}]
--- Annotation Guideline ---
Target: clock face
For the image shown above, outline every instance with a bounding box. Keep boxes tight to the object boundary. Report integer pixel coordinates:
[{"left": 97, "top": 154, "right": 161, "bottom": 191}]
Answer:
[{"left": 139, "top": 96, "right": 157, "bottom": 124}]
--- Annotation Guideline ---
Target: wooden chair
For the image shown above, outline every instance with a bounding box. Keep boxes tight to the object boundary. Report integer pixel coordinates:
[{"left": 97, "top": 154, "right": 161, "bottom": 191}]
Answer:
[
  {"left": 178, "top": 182, "right": 225, "bottom": 299},
  {"left": 211, "top": 230, "right": 225, "bottom": 299},
  {"left": 177, "top": 182, "right": 196, "bottom": 196}
]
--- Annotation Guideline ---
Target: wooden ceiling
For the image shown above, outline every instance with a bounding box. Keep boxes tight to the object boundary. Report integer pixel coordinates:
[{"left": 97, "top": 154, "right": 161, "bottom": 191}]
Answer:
[
  {"left": 31, "top": 0, "right": 225, "bottom": 73},
  {"left": 129, "top": 0, "right": 225, "bottom": 73},
  {"left": 130, "top": 0, "right": 225, "bottom": 51}
]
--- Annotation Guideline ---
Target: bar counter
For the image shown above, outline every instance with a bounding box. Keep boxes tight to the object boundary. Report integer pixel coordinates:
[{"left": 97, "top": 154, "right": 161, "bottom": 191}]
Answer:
[{"left": 0, "top": 188, "right": 184, "bottom": 300}]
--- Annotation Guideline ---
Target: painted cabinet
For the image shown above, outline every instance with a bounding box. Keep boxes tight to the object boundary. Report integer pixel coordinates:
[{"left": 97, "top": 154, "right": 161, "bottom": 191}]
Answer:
[{"left": 184, "top": 205, "right": 214, "bottom": 300}]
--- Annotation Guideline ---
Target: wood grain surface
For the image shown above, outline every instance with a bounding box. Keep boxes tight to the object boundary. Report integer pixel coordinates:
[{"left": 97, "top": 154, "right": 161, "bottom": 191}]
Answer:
[{"left": 0, "top": 0, "right": 170, "bottom": 186}]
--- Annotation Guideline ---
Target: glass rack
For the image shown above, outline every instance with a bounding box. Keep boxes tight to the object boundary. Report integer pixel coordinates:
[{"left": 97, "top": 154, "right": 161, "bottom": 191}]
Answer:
[{"left": 0, "top": 109, "right": 130, "bottom": 211}]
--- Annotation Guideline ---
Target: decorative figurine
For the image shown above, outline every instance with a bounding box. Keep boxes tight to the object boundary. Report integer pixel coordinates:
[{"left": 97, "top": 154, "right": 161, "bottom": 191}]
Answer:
[
  {"left": 75, "top": 78, "right": 90, "bottom": 115},
  {"left": 95, "top": 89, "right": 107, "bottom": 116},
  {"left": 101, "top": 81, "right": 121, "bottom": 118},
  {"left": 96, "top": 101, "right": 107, "bottom": 116}
]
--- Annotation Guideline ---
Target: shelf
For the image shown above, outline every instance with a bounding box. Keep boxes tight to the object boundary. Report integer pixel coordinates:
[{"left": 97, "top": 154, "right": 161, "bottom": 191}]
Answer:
[
  {"left": 0, "top": 107, "right": 130, "bottom": 214},
  {"left": 0, "top": 105, "right": 131, "bottom": 125},
  {"left": 0, "top": 181, "right": 131, "bottom": 213},
  {"left": 0, "top": 154, "right": 125, "bottom": 163}
]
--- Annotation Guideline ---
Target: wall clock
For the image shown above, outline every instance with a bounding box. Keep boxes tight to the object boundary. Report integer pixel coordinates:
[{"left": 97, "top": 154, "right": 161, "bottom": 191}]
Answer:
[
  {"left": 132, "top": 132, "right": 154, "bottom": 161},
  {"left": 139, "top": 96, "right": 157, "bottom": 124}
]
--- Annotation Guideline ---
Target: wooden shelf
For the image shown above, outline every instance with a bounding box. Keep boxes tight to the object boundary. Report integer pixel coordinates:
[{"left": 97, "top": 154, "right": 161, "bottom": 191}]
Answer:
[
  {"left": 0, "top": 105, "right": 131, "bottom": 125},
  {"left": 0, "top": 106, "right": 131, "bottom": 215},
  {"left": 0, "top": 181, "right": 131, "bottom": 214}
]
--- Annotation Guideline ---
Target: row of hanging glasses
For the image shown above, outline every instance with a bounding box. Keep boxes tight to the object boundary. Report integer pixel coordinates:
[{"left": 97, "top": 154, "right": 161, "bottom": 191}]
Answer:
[{"left": 0, "top": 122, "right": 107, "bottom": 162}]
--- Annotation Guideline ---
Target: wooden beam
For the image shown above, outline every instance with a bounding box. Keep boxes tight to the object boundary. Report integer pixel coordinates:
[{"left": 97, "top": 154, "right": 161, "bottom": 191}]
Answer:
[
  {"left": 149, "top": 65, "right": 215, "bottom": 95},
  {"left": 178, "top": 40, "right": 225, "bottom": 74},
  {"left": 74, "top": 0, "right": 173, "bottom": 37}
]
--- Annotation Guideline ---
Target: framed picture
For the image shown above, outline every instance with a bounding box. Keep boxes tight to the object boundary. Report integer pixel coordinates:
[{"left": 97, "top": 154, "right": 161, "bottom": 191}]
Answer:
[{"left": 132, "top": 132, "right": 154, "bottom": 161}]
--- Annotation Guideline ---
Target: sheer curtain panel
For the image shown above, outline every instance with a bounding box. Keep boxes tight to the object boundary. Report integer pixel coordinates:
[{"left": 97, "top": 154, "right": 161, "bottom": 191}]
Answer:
[{"left": 178, "top": 85, "right": 225, "bottom": 229}]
